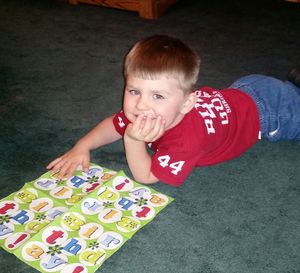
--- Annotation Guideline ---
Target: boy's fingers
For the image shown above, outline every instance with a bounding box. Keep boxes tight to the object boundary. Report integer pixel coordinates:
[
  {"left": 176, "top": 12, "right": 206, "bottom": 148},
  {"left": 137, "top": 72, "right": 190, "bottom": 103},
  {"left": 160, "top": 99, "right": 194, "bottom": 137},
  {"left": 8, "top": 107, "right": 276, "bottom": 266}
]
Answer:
[
  {"left": 157, "top": 119, "right": 166, "bottom": 138},
  {"left": 56, "top": 160, "right": 73, "bottom": 180},
  {"left": 64, "top": 162, "right": 79, "bottom": 179},
  {"left": 147, "top": 116, "right": 165, "bottom": 141},
  {"left": 82, "top": 159, "right": 90, "bottom": 173},
  {"left": 142, "top": 115, "right": 154, "bottom": 133},
  {"left": 138, "top": 115, "right": 147, "bottom": 129},
  {"left": 50, "top": 161, "right": 64, "bottom": 175},
  {"left": 46, "top": 157, "right": 62, "bottom": 169},
  {"left": 133, "top": 114, "right": 144, "bottom": 129},
  {"left": 128, "top": 115, "right": 146, "bottom": 139},
  {"left": 138, "top": 115, "right": 154, "bottom": 138}
]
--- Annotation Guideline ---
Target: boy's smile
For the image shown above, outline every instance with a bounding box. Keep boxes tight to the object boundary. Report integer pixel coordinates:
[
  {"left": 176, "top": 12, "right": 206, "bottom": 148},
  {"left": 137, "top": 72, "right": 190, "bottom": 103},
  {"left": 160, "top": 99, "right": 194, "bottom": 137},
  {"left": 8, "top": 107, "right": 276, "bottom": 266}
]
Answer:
[{"left": 123, "top": 74, "right": 196, "bottom": 131}]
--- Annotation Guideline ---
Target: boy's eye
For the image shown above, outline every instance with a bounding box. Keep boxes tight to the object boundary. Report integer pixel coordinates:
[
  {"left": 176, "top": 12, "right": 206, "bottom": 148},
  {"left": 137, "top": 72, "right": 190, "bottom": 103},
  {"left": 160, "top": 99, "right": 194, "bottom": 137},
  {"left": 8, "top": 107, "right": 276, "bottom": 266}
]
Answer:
[
  {"left": 153, "top": 94, "right": 164, "bottom": 100},
  {"left": 129, "top": 89, "right": 140, "bottom": 95}
]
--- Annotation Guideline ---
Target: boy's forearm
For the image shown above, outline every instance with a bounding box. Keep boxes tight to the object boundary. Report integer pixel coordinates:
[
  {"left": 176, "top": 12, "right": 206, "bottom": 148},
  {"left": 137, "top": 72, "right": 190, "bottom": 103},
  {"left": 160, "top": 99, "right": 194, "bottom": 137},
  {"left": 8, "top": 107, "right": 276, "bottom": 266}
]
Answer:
[
  {"left": 123, "top": 136, "right": 159, "bottom": 184},
  {"left": 76, "top": 115, "right": 122, "bottom": 151}
]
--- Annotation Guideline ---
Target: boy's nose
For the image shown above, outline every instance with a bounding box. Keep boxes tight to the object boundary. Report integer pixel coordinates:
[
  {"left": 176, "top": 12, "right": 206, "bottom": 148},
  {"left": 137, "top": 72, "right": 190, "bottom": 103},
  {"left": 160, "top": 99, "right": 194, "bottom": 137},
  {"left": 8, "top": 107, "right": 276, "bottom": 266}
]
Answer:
[{"left": 136, "top": 97, "right": 149, "bottom": 111}]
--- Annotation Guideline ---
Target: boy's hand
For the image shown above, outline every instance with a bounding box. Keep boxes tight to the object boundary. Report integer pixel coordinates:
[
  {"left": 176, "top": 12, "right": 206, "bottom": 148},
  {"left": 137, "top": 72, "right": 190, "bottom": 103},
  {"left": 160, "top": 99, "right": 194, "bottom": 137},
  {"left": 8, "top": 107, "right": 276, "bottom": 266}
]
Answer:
[
  {"left": 125, "top": 114, "right": 166, "bottom": 143},
  {"left": 46, "top": 144, "right": 90, "bottom": 180}
]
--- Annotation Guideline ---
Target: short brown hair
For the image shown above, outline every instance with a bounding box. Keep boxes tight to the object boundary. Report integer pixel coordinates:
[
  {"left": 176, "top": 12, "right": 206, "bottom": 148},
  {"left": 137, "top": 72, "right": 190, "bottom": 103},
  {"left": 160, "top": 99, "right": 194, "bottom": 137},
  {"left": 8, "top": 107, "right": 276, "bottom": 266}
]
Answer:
[{"left": 124, "top": 35, "right": 201, "bottom": 93}]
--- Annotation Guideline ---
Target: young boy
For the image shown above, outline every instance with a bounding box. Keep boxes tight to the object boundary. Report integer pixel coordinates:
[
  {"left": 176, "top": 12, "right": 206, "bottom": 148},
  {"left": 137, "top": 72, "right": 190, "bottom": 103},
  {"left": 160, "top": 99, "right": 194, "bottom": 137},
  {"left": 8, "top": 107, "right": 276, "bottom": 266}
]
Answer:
[{"left": 47, "top": 35, "right": 300, "bottom": 187}]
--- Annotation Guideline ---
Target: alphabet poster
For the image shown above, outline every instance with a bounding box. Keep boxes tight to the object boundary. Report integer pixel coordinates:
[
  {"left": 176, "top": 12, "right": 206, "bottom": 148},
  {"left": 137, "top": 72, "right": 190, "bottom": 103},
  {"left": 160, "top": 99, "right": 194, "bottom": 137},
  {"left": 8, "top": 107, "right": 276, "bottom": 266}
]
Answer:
[{"left": 0, "top": 163, "right": 173, "bottom": 273}]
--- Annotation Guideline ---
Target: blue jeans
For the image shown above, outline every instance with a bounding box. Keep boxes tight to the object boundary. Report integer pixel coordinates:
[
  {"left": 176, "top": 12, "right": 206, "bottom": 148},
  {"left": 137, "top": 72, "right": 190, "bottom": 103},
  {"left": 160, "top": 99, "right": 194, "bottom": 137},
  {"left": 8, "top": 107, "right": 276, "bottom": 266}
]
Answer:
[{"left": 230, "top": 75, "right": 300, "bottom": 142}]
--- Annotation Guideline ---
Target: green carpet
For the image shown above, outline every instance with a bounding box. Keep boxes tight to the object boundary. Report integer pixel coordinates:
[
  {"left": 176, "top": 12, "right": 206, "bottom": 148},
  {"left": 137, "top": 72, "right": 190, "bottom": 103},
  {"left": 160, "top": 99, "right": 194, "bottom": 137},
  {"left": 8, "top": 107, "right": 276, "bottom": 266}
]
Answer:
[{"left": 0, "top": 0, "right": 299, "bottom": 272}]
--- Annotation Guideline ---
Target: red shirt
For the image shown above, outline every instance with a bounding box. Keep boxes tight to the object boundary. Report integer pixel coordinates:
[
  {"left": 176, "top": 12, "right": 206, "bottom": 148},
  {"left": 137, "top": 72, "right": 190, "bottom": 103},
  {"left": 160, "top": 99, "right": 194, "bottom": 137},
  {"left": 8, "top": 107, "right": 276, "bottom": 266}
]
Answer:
[{"left": 113, "top": 87, "right": 260, "bottom": 187}]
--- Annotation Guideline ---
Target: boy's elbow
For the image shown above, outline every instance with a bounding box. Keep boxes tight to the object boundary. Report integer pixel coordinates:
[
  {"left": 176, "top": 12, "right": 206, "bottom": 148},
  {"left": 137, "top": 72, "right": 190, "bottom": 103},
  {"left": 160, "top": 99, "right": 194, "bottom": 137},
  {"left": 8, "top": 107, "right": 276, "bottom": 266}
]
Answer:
[
  {"left": 141, "top": 179, "right": 159, "bottom": 185},
  {"left": 133, "top": 173, "right": 159, "bottom": 185}
]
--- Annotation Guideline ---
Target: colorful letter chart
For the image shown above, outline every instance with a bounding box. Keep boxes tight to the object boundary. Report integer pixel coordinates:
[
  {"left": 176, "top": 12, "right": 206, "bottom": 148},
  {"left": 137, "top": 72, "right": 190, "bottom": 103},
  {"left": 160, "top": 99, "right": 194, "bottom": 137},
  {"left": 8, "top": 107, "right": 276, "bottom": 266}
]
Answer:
[
  {"left": 0, "top": 164, "right": 117, "bottom": 253},
  {"left": 27, "top": 163, "right": 117, "bottom": 207},
  {"left": 71, "top": 170, "right": 173, "bottom": 239},
  {"left": 0, "top": 185, "right": 69, "bottom": 253},
  {"left": 14, "top": 212, "right": 128, "bottom": 273},
  {"left": 0, "top": 164, "right": 174, "bottom": 273}
]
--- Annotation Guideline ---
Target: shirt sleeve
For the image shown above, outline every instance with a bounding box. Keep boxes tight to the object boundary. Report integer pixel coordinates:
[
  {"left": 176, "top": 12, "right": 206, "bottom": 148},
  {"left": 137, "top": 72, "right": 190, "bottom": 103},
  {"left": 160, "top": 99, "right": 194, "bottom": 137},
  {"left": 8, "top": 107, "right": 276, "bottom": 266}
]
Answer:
[
  {"left": 112, "top": 110, "right": 130, "bottom": 136},
  {"left": 149, "top": 128, "right": 201, "bottom": 187},
  {"left": 150, "top": 149, "right": 198, "bottom": 187}
]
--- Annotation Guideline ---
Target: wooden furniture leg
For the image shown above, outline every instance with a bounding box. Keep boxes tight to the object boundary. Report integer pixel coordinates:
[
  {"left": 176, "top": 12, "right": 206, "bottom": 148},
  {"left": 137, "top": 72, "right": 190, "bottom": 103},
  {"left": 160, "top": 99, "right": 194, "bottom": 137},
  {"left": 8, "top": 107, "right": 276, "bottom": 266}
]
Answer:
[{"left": 140, "top": 0, "right": 177, "bottom": 19}]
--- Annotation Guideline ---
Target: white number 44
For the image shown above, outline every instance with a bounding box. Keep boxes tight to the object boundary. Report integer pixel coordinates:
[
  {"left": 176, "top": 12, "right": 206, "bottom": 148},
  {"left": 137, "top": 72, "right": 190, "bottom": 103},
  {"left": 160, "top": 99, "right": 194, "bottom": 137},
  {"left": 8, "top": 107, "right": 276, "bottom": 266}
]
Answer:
[{"left": 157, "top": 155, "right": 185, "bottom": 175}]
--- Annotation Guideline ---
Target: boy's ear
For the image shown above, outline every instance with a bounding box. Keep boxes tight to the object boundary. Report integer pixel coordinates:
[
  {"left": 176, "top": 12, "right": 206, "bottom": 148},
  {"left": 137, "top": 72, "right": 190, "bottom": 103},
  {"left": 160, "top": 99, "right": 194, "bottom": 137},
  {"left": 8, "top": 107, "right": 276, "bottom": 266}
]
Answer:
[{"left": 180, "top": 92, "right": 197, "bottom": 114}]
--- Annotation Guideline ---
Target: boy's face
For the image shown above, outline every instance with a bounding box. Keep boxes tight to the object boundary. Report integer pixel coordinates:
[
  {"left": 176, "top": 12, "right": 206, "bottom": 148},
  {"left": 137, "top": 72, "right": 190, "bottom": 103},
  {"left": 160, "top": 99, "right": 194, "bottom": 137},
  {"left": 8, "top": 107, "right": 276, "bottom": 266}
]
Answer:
[{"left": 123, "top": 74, "right": 195, "bottom": 130}]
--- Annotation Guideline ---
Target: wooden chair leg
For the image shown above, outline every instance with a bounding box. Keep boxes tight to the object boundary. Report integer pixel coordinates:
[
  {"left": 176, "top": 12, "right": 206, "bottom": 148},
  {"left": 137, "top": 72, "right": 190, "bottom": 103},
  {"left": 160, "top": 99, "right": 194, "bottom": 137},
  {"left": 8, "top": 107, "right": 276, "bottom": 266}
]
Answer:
[
  {"left": 139, "top": 0, "right": 177, "bottom": 20},
  {"left": 139, "top": 0, "right": 155, "bottom": 19}
]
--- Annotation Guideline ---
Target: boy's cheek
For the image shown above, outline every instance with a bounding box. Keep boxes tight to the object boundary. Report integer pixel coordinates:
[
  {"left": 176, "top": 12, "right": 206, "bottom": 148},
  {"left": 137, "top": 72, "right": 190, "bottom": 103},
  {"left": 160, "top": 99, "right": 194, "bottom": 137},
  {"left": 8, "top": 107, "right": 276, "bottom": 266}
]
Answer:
[{"left": 124, "top": 112, "right": 137, "bottom": 123}]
